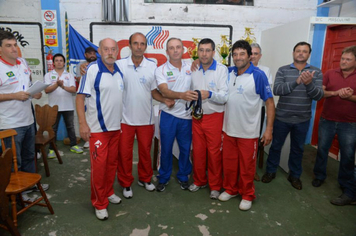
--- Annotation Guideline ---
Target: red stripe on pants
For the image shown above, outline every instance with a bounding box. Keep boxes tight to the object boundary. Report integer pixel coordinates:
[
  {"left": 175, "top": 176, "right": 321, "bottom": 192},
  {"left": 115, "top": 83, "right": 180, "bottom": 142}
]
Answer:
[
  {"left": 90, "top": 130, "right": 121, "bottom": 210},
  {"left": 117, "top": 124, "right": 154, "bottom": 187},
  {"left": 222, "top": 132, "right": 257, "bottom": 201},
  {"left": 192, "top": 112, "right": 223, "bottom": 191}
]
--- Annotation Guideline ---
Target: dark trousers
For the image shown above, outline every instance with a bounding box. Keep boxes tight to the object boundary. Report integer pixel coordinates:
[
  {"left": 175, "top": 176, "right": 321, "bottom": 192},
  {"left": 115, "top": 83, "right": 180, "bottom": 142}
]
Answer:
[
  {"left": 50, "top": 110, "right": 77, "bottom": 148},
  {"left": 313, "top": 118, "right": 356, "bottom": 199},
  {"left": 3, "top": 124, "right": 36, "bottom": 173},
  {"left": 266, "top": 119, "right": 310, "bottom": 178}
]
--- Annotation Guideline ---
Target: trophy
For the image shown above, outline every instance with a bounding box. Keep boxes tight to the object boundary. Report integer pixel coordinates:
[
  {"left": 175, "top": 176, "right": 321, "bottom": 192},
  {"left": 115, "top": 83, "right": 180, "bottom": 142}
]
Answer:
[
  {"left": 241, "top": 27, "right": 256, "bottom": 44},
  {"left": 216, "top": 35, "right": 232, "bottom": 66},
  {"left": 187, "top": 38, "right": 200, "bottom": 61}
]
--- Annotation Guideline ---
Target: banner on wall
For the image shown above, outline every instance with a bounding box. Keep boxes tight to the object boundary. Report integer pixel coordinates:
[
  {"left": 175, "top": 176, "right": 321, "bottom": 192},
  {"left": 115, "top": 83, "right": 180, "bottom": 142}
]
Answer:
[
  {"left": 90, "top": 22, "right": 233, "bottom": 67},
  {"left": 68, "top": 25, "right": 98, "bottom": 77},
  {"left": 0, "top": 22, "right": 45, "bottom": 83}
]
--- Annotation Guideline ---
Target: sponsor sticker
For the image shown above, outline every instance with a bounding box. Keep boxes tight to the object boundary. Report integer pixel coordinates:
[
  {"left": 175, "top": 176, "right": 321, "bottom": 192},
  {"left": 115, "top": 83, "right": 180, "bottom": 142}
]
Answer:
[{"left": 167, "top": 77, "right": 176, "bottom": 83}]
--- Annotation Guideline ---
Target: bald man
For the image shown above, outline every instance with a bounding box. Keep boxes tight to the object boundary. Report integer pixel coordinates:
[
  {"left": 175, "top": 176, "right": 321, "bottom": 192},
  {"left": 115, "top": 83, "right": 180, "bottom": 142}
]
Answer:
[{"left": 77, "top": 38, "right": 124, "bottom": 220}]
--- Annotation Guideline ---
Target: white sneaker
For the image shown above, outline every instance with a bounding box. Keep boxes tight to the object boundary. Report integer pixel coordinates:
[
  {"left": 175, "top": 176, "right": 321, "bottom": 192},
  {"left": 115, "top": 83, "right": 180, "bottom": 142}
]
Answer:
[
  {"left": 38, "top": 183, "right": 50, "bottom": 191},
  {"left": 188, "top": 183, "right": 207, "bottom": 192},
  {"left": 239, "top": 199, "right": 252, "bottom": 211},
  {"left": 138, "top": 181, "right": 156, "bottom": 191},
  {"left": 218, "top": 191, "right": 238, "bottom": 202},
  {"left": 83, "top": 141, "right": 90, "bottom": 149},
  {"left": 108, "top": 194, "right": 121, "bottom": 204},
  {"left": 123, "top": 187, "right": 133, "bottom": 199},
  {"left": 21, "top": 193, "right": 36, "bottom": 202},
  {"left": 23, "top": 184, "right": 49, "bottom": 194},
  {"left": 210, "top": 190, "right": 220, "bottom": 200},
  {"left": 95, "top": 208, "right": 108, "bottom": 220}
]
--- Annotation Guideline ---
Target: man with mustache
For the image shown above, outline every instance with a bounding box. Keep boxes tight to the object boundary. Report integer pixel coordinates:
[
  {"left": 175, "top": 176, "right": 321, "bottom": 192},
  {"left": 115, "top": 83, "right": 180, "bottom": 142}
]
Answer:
[
  {"left": 262, "top": 42, "right": 324, "bottom": 190},
  {"left": 312, "top": 45, "right": 356, "bottom": 206},
  {"left": 219, "top": 40, "right": 274, "bottom": 211},
  {"left": 80, "top": 34, "right": 171, "bottom": 199},
  {"left": 77, "top": 38, "right": 124, "bottom": 220}
]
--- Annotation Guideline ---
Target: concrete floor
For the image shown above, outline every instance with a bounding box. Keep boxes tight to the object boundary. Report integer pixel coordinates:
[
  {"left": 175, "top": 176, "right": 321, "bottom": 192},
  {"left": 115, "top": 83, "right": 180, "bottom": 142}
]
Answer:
[{"left": 1, "top": 142, "right": 356, "bottom": 236}]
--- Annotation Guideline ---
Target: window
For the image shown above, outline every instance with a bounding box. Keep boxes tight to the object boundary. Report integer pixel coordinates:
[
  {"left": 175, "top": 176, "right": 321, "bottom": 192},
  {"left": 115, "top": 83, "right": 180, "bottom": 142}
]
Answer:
[{"left": 144, "top": 0, "right": 254, "bottom": 6}]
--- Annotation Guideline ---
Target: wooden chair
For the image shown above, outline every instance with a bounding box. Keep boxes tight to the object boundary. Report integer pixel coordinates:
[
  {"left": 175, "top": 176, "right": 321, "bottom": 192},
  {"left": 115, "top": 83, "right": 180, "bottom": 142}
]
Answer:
[
  {"left": 35, "top": 104, "right": 63, "bottom": 177},
  {"left": 0, "top": 129, "right": 54, "bottom": 228},
  {"left": 0, "top": 148, "right": 21, "bottom": 236},
  {"left": 254, "top": 106, "right": 266, "bottom": 181}
]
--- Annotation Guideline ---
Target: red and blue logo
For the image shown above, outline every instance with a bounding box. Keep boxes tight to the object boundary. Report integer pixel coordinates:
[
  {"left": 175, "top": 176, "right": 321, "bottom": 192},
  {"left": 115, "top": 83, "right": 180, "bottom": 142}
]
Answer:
[{"left": 146, "top": 26, "right": 170, "bottom": 49}]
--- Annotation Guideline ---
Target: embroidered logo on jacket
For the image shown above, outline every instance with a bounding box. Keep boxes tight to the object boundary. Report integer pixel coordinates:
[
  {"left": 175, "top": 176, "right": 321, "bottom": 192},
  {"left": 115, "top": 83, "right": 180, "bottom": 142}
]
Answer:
[
  {"left": 237, "top": 85, "right": 244, "bottom": 94},
  {"left": 209, "top": 81, "right": 216, "bottom": 88},
  {"left": 140, "top": 76, "right": 147, "bottom": 84},
  {"left": 266, "top": 85, "right": 272, "bottom": 94}
]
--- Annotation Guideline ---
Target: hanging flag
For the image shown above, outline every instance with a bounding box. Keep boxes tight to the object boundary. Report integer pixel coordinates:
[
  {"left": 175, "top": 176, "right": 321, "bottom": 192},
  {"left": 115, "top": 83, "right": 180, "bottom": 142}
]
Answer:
[{"left": 68, "top": 24, "right": 99, "bottom": 77}]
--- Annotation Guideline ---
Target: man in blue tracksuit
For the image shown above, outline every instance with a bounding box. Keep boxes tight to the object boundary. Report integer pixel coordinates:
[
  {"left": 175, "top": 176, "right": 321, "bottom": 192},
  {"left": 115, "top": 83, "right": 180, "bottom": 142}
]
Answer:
[{"left": 155, "top": 37, "right": 198, "bottom": 192}]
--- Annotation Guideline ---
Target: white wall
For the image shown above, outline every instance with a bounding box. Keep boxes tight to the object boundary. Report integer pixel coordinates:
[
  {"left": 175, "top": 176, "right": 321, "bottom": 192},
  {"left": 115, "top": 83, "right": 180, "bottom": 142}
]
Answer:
[
  {"left": 328, "top": 0, "right": 356, "bottom": 17},
  {"left": 0, "top": 0, "right": 319, "bottom": 141},
  {"left": 260, "top": 17, "right": 313, "bottom": 91},
  {"left": 260, "top": 17, "right": 312, "bottom": 173},
  {"left": 0, "top": 0, "right": 42, "bottom": 22},
  {"left": 1, "top": 0, "right": 319, "bottom": 52}
]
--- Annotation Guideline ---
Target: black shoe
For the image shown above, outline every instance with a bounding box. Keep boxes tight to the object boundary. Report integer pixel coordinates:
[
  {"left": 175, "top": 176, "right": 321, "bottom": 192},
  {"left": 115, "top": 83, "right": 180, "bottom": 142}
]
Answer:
[
  {"left": 178, "top": 181, "right": 189, "bottom": 190},
  {"left": 156, "top": 182, "right": 168, "bottom": 192},
  {"left": 312, "top": 179, "right": 324, "bottom": 187},
  {"left": 261, "top": 172, "right": 276, "bottom": 183},
  {"left": 330, "top": 194, "right": 356, "bottom": 206},
  {"left": 288, "top": 175, "right": 302, "bottom": 190}
]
